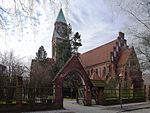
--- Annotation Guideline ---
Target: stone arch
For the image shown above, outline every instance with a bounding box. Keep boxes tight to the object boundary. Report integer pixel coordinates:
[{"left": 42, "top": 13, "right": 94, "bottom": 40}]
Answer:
[{"left": 53, "top": 55, "right": 92, "bottom": 108}]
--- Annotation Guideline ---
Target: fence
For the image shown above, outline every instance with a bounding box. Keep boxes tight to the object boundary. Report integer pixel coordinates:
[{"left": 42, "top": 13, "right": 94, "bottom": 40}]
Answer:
[
  {"left": 103, "top": 88, "right": 145, "bottom": 105},
  {"left": 0, "top": 86, "right": 53, "bottom": 104},
  {"left": 0, "top": 86, "right": 16, "bottom": 104}
]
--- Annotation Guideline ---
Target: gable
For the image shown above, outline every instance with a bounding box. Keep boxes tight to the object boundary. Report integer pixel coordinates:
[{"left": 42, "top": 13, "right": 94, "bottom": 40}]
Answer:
[
  {"left": 117, "top": 48, "right": 132, "bottom": 67},
  {"left": 53, "top": 55, "right": 92, "bottom": 86},
  {"left": 126, "top": 48, "right": 140, "bottom": 69},
  {"left": 117, "top": 47, "right": 140, "bottom": 69}
]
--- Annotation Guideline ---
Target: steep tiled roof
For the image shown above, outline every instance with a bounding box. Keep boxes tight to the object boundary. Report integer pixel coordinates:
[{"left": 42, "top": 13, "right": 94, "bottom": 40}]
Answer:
[
  {"left": 80, "top": 40, "right": 117, "bottom": 67},
  {"left": 56, "top": 9, "right": 67, "bottom": 23},
  {"left": 117, "top": 48, "right": 132, "bottom": 66}
]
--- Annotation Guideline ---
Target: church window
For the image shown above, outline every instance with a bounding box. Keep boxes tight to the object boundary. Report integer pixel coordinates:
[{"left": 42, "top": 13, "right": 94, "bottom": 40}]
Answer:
[
  {"left": 125, "top": 71, "right": 127, "bottom": 80},
  {"left": 119, "top": 41, "right": 121, "bottom": 47},
  {"left": 103, "top": 67, "right": 106, "bottom": 76},
  {"left": 116, "top": 46, "right": 119, "bottom": 52},
  {"left": 99, "top": 68, "right": 101, "bottom": 77},
  {"left": 111, "top": 56, "right": 114, "bottom": 61},
  {"left": 114, "top": 51, "right": 116, "bottom": 57},
  {"left": 91, "top": 69, "right": 93, "bottom": 75},
  {"left": 128, "top": 61, "right": 131, "bottom": 67},
  {"left": 96, "top": 69, "right": 98, "bottom": 75},
  {"left": 57, "top": 26, "right": 60, "bottom": 30}
]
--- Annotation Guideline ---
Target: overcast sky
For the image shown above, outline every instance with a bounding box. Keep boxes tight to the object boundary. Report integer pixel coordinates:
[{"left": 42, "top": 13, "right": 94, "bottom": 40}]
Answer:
[{"left": 0, "top": 0, "right": 129, "bottom": 62}]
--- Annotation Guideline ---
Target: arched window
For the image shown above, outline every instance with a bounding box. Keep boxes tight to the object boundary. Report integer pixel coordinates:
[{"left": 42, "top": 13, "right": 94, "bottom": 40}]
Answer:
[
  {"left": 91, "top": 69, "right": 93, "bottom": 75},
  {"left": 96, "top": 69, "right": 98, "bottom": 75},
  {"left": 99, "top": 67, "right": 101, "bottom": 77},
  {"left": 103, "top": 67, "right": 106, "bottom": 76}
]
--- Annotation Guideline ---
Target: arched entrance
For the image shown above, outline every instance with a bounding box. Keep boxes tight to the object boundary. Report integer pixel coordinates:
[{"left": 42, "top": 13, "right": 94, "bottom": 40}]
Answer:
[
  {"left": 63, "top": 71, "right": 83, "bottom": 101},
  {"left": 53, "top": 55, "right": 92, "bottom": 108}
]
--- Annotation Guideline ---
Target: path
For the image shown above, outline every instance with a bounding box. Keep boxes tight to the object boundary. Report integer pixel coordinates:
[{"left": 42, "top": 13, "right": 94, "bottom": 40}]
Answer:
[{"left": 24, "top": 100, "right": 150, "bottom": 113}]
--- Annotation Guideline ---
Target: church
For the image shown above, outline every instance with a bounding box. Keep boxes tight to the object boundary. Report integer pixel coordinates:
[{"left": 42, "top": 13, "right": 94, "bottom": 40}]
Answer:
[
  {"left": 30, "top": 8, "right": 144, "bottom": 102},
  {"left": 51, "top": 9, "right": 143, "bottom": 90}
]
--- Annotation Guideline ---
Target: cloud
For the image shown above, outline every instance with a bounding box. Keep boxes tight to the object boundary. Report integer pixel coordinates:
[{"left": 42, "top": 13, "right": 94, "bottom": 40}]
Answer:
[
  {"left": 0, "top": 0, "right": 128, "bottom": 63},
  {"left": 68, "top": 0, "right": 128, "bottom": 53}
]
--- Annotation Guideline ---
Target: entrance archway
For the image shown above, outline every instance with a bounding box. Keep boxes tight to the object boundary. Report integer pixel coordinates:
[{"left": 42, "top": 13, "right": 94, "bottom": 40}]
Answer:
[
  {"left": 53, "top": 55, "right": 92, "bottom": 108},
  {"left": 63, "top": 71, "right": 83, "bottom": 100}
]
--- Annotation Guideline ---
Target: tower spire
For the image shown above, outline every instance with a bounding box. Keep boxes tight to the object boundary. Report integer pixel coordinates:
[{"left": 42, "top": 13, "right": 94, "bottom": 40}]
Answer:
[
  {"left": 56, "top": 8, "right": 67, "bottom": 23},
  {"left": 52, "top": 8, "right": 68, "bottom": 61}
]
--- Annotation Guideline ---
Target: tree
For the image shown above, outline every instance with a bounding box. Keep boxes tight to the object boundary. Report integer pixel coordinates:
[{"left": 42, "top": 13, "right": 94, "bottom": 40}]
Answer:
[
  {"left": 0, "top": 0, "right": 69, "bottom": 29},
  {"left": 0, "top": 51, "right": 28, "bottom": 79},
  {"left": 106, "top": 0, "right": 150, "bottom": 73},
  {"left": 0, "top": 51, "right": 29, "bottom": 100},
  {"left": 71, "top": 32, "right": 82, "bottom": 54},
  {"left": 56, "top": 38, "right": 72, "bottom": 69},
  {"left": 54, "top": 24, "right": 73, "bottom": 69},
  {"left": 0, "top": 0, "right": 38, "bottom": 29},
  {"left": 30, "top": 59, "right": 53, "bottom": 87},
  {"left": 36, "top": 45, "right": 47, "bottom": 61}
]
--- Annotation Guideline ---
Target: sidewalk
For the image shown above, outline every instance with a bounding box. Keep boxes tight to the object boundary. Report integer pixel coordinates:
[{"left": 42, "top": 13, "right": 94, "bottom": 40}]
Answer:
[
  {"left": 24, "top": 101, "right": 150, "bottom": 113},
  {"left": 102, "top": 101, "right": 150, "bottom": 112}
]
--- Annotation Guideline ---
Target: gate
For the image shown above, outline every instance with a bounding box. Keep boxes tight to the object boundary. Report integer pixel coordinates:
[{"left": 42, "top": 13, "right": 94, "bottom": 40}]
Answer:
[{"left": 52, "top": 55, "right": 92, "bottom": 108}]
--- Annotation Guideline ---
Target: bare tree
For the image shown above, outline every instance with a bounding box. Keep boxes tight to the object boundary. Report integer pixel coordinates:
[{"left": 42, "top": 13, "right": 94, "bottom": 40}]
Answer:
[
  {"left": 0, "top": 0, "right": 70, "bottom": 29},
  {"left": 0, "top": 51, "right": 29, "bottom": 101},
  {"left": 0, "top": 51, "right": 28, "bottom": 83}
]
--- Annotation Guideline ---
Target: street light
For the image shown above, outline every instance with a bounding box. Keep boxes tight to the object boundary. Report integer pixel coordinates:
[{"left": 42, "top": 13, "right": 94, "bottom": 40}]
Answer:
[{"left": 119, "top": 73, "right": 123, "bottom": 109}]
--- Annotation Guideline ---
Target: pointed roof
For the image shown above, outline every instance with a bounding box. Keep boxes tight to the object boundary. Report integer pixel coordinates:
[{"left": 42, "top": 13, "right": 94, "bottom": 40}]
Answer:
[{"left": 56, "top": 9, "right": 67, "bottom": 23}]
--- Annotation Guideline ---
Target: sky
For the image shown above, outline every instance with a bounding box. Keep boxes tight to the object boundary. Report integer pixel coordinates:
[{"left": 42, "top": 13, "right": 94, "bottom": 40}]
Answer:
[{"left": 0, "top": 0, "right": 129, "bottom": 63}]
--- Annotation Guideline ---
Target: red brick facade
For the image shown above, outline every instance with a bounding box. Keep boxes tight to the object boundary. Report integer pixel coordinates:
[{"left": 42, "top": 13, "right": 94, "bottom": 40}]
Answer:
[{"left": 80, "top": 32, "right": 143, "bottom": 89}]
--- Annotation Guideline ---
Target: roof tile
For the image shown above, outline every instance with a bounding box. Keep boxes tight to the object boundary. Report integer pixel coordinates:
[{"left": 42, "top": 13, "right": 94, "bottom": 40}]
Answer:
[{"left": 80, "top": 40, "right": 117, "bottom": 67}]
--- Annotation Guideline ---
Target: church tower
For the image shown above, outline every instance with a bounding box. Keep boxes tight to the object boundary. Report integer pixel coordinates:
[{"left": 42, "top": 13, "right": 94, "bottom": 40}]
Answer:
[{"left": 52, "top": 9, "right": 68, "bottom": 61}]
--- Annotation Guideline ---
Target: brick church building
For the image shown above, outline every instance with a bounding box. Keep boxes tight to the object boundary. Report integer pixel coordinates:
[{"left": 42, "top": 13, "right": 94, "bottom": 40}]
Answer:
[
  {"left": 80, "top": 33, "right": 143, "bottom": 89},
  {"left": 51, "top": 9, "right": 143, "bottom": 89},
  {"left": 31, "top": 9, "right": 143, "bottom": 91}
]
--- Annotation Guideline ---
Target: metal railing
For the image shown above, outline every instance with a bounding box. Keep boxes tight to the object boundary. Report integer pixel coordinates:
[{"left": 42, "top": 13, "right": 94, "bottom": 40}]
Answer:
[
  {"left": 104, "top": 88, "right": 145, "bottom": 100},
  {"left": 0, "top": 86, "right": 53, "bottom": 104}
]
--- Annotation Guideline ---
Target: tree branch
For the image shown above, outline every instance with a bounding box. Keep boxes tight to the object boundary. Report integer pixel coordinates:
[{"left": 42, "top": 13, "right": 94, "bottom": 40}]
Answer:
[
  {"left": 126, "top": 10, "right": 150, "bottom": 30},
  {"left": 119, "top": 5, "right": 150, "bottom": 30},
  {"left": 19, "top": 0, "right": 30, "bottom": 15}
]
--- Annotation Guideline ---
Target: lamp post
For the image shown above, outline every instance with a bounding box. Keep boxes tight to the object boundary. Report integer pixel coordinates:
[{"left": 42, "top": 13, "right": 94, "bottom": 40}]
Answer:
[{"left": 119, "top": 73, "right": 123, "bottom": 109}]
